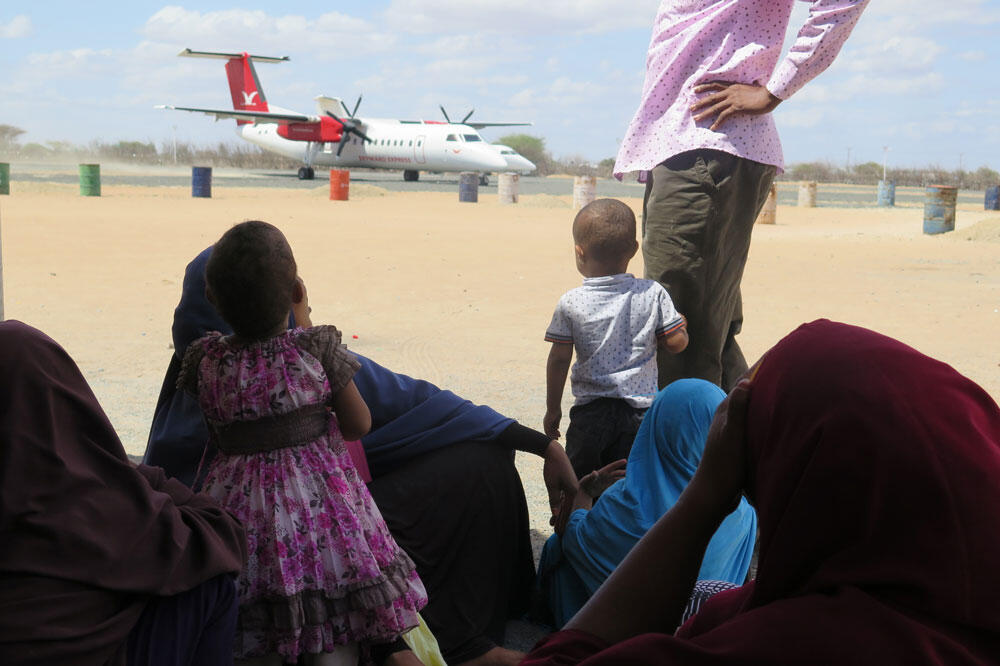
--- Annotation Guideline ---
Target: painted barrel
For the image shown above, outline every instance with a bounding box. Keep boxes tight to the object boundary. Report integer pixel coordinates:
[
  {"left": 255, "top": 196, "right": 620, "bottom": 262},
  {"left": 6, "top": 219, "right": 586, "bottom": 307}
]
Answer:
[
  {"left": 329, "top": 169, "right": 350, "bottom": 201},
  {"left": 459, "top": 172, "right": 479, "bottom": 203},
  {"left": 498, "top": 172, "right": 519, "bottom": 204},
  {"left": 191, "top": 166, "right": 212, "bottom": 198},
  {"left": 877, "top": 179, "right": 896, "bottom": 207},
  {"left": 573, "top": 175, "right": 597, "bottom": 210},
  {"left": 0, "top": 163, "right": 9, "bottom": 195},
  {"left": 797, "top": 181, "right": 816, "bottom": 208},
  {"left": 79, "top": 164, "right": 101, "bottom": 197},
  {"left": 755, "top": 182, "right": 777, "bottom": 225},
  {"left": 923, "top": 185, "right": 958, "bottom": 235},
  {"left": 985, "top": 185, "right": 1000, "bottom": 211}
]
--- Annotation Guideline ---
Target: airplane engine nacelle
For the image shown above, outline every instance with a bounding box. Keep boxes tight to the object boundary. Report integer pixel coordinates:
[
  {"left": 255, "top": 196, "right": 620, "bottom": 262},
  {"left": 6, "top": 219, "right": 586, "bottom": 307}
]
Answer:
[{"left": 277, "top": 116, "right": 343, "bottom": 142}]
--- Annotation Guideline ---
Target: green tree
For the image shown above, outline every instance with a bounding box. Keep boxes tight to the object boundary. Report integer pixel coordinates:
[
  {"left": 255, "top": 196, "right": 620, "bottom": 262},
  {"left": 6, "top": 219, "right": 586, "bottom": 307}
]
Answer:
[{"left": 0, "top": 124, "right": 25, "bottom": 149}]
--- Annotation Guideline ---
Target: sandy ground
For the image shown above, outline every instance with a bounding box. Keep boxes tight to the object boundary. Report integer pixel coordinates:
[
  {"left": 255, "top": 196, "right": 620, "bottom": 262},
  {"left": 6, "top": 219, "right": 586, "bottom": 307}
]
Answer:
[{"left": 2, "top": 180, "right": 998, "bottom": 644}]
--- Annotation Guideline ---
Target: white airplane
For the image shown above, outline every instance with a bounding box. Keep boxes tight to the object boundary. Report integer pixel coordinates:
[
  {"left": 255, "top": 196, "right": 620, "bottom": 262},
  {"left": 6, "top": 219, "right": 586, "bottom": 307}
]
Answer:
[{"left": 158, "top": 49, "right": 535, "bottom": 183}]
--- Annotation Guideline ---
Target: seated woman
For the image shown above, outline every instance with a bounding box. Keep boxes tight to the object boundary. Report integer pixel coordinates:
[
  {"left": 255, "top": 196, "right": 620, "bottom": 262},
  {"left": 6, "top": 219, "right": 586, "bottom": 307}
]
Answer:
[
  {"left": 0, "top": 321, "right": 247, "bottom": 666},
  {"left": 523, "top": 319, "right": 1000, "bottom": 664},
  {"left": 537, "top": 378, "right": 757, "bottom": 628},
  {"left": 144, "top": 247, "right": 579, "bottom": 666}
]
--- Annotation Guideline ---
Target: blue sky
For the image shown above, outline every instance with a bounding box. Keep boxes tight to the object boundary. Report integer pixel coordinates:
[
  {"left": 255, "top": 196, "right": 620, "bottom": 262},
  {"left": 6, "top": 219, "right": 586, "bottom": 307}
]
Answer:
[{"left": 3, "top": 1, "right": 1000, "bottom": 171}]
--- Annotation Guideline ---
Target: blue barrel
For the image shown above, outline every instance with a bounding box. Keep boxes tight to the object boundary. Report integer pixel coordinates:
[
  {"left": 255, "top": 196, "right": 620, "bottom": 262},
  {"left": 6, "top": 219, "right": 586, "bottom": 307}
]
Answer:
[
  {"left": 459, "top": 172, "right": 478, "bottom": 203},
  {"left": 986, "top": 185, "right": 999, "bottom": 211},
  {"left": 877, "top": 180, "right": 895, "bottom": 207},
  {"left": 192, "top": 166, "right": 212, "bottom": 198},
  {"left": 923, "top": 185, "right": 958, "bottom": 235}
]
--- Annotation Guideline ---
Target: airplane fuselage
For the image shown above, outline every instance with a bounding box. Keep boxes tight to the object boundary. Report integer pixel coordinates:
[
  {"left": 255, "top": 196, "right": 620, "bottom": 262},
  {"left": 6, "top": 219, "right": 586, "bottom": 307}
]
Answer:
[{"left": 239, "top": 112, "right": 508, "bottom": 173}]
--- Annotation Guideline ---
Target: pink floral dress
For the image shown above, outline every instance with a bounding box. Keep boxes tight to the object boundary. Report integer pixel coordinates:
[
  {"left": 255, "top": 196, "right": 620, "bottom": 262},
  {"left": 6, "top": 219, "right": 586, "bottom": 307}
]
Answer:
[{"left": 179, "top": 325, "right": 427, "bottom": 662}]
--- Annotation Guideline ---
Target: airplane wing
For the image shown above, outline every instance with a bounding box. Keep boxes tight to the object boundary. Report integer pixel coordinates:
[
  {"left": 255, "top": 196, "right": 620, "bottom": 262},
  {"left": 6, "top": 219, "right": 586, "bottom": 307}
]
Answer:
[
  {"left": 156, "top": 105, "right": 317, "bottom": 124},
  {"left": 464, "top": 121, "right": 532, "bottom": 129}
]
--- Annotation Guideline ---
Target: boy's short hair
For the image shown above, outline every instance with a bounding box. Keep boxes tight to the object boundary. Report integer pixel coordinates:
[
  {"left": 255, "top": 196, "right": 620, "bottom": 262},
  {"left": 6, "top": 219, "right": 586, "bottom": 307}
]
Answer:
[
  {"left": 573, "top": 199, "right": 637, "bottom": 264},
  {"left": 206, "top": 220, "right": 297, "bottom": 339}
]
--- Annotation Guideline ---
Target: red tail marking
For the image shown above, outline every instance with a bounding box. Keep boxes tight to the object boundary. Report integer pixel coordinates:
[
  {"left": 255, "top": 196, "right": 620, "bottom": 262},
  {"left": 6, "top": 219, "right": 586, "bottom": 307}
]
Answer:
[{"left": 224, "top": 53, "right": 269, "bottom": 125}]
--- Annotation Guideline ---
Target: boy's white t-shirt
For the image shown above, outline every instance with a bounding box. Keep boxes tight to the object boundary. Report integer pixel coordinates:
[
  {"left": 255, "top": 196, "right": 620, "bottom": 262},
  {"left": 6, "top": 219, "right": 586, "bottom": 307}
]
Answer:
[{"left": 545, "top": 273, "right": 685, "bottom": 409}]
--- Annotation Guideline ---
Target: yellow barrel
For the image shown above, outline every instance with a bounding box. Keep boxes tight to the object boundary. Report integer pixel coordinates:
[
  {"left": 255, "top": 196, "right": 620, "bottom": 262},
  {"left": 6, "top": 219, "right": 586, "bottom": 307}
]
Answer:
[
  {"left": 573, "top": 175, "right": 596, "bottom": 209},
  {"left": 797, "top": 181, "right": 816, "bottom": 207},
  {"left": 498, "top": 172, "right": 519, "bottom": 204},
  {"left": 755, "top": 183, "right": 777, "bottom": 224}
]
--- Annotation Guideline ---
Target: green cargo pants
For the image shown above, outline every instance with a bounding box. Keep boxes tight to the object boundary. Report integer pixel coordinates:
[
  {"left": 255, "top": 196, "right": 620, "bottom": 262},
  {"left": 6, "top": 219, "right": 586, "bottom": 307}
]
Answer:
[{"left": 642, "top": 149, "right": 776, "bottom": 391}]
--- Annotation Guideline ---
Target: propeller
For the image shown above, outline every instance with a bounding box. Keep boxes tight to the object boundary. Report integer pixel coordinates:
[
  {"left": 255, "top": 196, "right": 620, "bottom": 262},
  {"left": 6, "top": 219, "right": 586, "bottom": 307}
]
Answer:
[
  {"left": 326, "top": 111, "right": 371, "bottom": 157},
  {"left": 349, "top": 95, "right": 362, "bottom": 118},
  {"left": 440, "top": 105, "right": 475, "bottom": 125}
]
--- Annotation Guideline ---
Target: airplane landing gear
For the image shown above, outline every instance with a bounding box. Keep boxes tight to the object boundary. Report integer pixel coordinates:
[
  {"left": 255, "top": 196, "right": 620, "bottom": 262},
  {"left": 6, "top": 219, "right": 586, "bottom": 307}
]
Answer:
[
  {"left": 297, "top": 166, "right": 315, "bottom": 180},
  {"left": 403, "top": 170, "right": 420, "bottom": 182},
  {"left": 479, "top": 173, "right": 490, "bottom": 186}
]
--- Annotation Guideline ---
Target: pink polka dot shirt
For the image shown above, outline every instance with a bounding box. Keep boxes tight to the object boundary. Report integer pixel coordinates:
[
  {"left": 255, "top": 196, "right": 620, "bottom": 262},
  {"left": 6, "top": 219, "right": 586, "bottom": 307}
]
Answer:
[{"left": 614, "top": 0, "right": 869, "bottom": 178}]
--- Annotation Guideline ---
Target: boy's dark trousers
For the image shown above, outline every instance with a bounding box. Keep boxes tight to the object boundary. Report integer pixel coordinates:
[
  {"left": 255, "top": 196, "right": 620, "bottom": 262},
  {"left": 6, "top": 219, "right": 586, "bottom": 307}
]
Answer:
[{"left": 565, "top": 398, "right": 646, "bottom": 479}]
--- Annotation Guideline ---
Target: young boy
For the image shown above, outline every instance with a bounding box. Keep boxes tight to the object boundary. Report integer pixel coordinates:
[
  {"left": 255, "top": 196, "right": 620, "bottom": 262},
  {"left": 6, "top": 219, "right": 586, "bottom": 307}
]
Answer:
[{"left": 544, "top": 198, "right": 688, "bottom": 479}]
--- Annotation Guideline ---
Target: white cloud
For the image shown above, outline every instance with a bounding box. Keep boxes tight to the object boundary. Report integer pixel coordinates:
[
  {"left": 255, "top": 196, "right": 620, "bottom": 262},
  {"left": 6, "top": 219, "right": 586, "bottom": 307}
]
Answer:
[
  {"left": 0, "top": 14, "right": 30, "bottom": 38},
  {"left": 384, "top": 0, "right": 658, "bottom": 34},
  {"left": 958, "top": 50, "right": 986, "bottom": 62},
  {"left": 141, "top": 6, "right": 395, "bottom": 57}
]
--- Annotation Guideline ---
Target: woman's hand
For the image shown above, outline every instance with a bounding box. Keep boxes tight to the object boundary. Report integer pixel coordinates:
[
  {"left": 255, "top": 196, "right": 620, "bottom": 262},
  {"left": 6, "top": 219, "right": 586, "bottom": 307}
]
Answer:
[
  {"left": 579, "top": 458, "right": 627, "bottom": 499},
  {"left": 687, "top": 379, "right": 751, "bottom": 518}
]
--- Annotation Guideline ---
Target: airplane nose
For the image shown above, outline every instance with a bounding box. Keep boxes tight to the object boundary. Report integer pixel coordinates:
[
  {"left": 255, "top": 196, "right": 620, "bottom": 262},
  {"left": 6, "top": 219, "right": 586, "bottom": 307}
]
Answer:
[{"left": 478, "top": 148, "right": 508, "bottom": 170}]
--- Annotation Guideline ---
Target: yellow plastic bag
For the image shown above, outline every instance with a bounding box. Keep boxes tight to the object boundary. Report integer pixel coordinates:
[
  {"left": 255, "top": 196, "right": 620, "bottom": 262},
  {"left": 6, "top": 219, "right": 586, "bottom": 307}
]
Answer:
[{"left": 402, "top": 614, "right": 447, "bottom": 666}]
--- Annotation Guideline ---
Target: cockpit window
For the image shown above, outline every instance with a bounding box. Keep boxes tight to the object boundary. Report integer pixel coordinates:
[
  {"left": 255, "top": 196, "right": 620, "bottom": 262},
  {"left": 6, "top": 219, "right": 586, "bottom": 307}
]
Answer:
[
  {"left": 500, "top": 149, "right": 515, "bottom": 155},
  {"left": 463, "top": 134, "right": 482, "bottom": 142},
  {"left": 446, "top": 134, "right": 458, "bottom": 141}
]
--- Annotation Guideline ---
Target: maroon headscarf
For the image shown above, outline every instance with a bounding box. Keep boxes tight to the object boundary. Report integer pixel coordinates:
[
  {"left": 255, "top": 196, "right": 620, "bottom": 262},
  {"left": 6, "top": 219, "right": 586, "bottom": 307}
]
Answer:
[
  {"left": 524, "top": 320, "right": 1000, "bottom": 664},
  {"left": 0, "top": 321, "right": 247, "bottom": 665}
]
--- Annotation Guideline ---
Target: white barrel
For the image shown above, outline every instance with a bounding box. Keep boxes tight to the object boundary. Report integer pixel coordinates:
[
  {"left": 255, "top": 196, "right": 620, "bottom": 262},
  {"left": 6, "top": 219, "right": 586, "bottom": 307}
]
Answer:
[
  {"left": 498, "top": 172, "right": 519, "bottom": 204},
  {"left": 755, "top": 183, "right": 777, "bottom": 225},
  {"left": 573, "top": 175, "right": 597, "bottom": 210},
  {"left": 797, "top": 181, "right": 817, "bottom": 208}
]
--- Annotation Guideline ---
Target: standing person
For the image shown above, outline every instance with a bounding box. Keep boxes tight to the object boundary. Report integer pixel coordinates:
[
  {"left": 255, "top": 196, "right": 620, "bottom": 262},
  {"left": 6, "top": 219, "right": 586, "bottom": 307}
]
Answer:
[
  {"left": 0, "top": 320, "right": 247, "bottom": 666},
  {"left": 614, "top": 0, "right": 870, "bottom": 390},
  {"left": 177, "top": 221, "right": 427, "bottom": 665},
  {"left": 544, "top": 198, "right": 688, "bottom": 479}
]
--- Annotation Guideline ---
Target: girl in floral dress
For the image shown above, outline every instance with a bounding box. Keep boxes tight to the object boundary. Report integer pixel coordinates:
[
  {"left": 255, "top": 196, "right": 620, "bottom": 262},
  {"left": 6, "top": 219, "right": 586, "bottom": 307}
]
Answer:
[{"left": 179, "top": 221, "right": 427, "bottom": 666}]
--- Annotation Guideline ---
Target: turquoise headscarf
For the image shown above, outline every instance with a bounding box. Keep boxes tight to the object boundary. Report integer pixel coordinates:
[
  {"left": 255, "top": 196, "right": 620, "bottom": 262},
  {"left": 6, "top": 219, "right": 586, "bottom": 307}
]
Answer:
[{"left": 543, "top": 379, "right": 757, "bottom": 625}]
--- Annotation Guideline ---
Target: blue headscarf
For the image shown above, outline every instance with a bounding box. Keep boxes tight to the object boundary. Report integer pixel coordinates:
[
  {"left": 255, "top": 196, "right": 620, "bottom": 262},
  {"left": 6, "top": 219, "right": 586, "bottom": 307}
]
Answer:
[
  {"left": 561, "top": 379, "right": 757, "bottom": 591},
  {"left": 145, "top": 247, "right": 513, "bottom": 484}
]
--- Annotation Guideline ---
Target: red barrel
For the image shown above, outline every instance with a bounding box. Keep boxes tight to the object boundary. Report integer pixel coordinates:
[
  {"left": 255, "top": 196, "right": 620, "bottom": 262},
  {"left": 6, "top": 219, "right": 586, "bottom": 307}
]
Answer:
[{"left": 329, "top": 169, "right": 350, "bottom": 201}]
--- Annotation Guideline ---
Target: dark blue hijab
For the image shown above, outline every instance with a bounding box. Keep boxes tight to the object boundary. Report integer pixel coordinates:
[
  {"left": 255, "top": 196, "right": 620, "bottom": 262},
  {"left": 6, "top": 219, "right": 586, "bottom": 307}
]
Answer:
[{"left": 144, "top": 247, "right": 512, "bottom": 484}]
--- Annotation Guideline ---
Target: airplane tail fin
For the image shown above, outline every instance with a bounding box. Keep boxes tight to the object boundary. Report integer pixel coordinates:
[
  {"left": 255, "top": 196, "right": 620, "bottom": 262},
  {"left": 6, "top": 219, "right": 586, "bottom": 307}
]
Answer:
[{"left": 179, "top": 49, "right": 289, "bottom": 125}]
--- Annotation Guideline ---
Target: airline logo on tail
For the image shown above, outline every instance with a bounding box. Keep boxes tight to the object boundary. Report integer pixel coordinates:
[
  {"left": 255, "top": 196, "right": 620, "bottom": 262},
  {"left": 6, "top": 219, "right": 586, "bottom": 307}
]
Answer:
[{"left": 175, "top": 49, "right": 288, "bottom": 125}]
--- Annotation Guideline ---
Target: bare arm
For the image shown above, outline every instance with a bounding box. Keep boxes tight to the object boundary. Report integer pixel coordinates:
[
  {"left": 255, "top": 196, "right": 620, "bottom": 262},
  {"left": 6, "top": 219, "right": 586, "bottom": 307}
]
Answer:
[
  {"left": 543, "top": 438, "right": 580, "bottom": 532},
  {"left": 332, "top": 379, "right": 372, "bottom": 441},
  {"left": 658, "top": 325, "right": 689, "bottom": 354},
  {"left": 566, "top": 380, "right": 750, "bottom": 641},
  {"left": 544, "top": 342, "right": 574, "bottom": 439}
]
